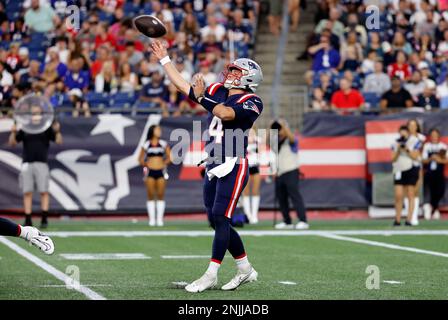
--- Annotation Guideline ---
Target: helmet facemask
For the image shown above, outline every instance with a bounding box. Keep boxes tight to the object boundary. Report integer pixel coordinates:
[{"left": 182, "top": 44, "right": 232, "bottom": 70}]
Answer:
[{"left": 221, "top": 63, "right": 248, "bottom": 90}]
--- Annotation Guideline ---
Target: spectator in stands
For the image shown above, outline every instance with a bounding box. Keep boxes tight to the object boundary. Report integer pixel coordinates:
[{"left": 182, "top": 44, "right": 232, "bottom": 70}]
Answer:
[
  {"left": 52, "top": 36, "right": 70, "bottom": 65},
  {"left": 47, "top": 45, "right": 67, "bottom": 74},
  {"left": 417, "top": 83, "right": 439, "bottom": 110},
  {"left": 317, "top": 71, "right": 335, "bottom": 101},
  {"left": 138, "top": 60, "right": 152, "bottom": 87},
  {"left": 228, "top": 10, "right": 251, "bottom": 58},
  {"left": 437, "top": 74, "right": 448, "bottom": 109},
  {"left": 380, "top": 76, "right": 414, "bottom": 110},
  {"left": 95, "top": 61, "right": 118, "bottom": 94},
  {"left": 180, "top": 13, "right": 200, "bottom": 38},
  {"left": 124, "top": 41, "right": 144, "bottom": 69},
  {"left": 140, "top": 68, "right": 169, "bottom": 117},
  {"left": 6, "top": 42, "right": 21, "bottom": 75},
  {"left": 199, "top": 59, "right": 217, "bottom": 87},
  {"left": 418, "top": 61, "right": 437, "bottom": 89},
  {"left": 17, "top": 47, "right": 30, "bottom": 76},
  {"left": 364, "top": 32, "right": 384, "bottom": 59},
  {"left": 339, "top": 31, "right": 363, "bottom": 71},
  {"left": 432, "top": 52, "right": 447, "bottom": 84},
  {"left": 76, "top": 15, "right": 98, "bottom": 51},
  {"left": 331, "top": 78, "right": 364, "bottom": 110},
  {"left": 97, "top": 0, "right": 124, "bottom": 14},
  {"left": 95, "top": 22, "right": 116, "bottom": 51},
  {"left": 0, "top": 62, "right": 13, "bottom": 88},
  {"left": 41, "top": 60, "right": 61, "bottom": 86},
  {"left": 405, "top": 70, "right": 426, "bottom": 102},
  {"left": 19, "top": 60, "right": 43, "bottom": 89},
  {"left": 363, "top": 61, "right": 391, "bottom": 96},
  {"left": 198, "top": 34, "right": 223, "bottom": 67},
  {"left": 305, "top": 35, "right": 340, "bottom": 85},
  {"left": 387, "top": 50, "right": 412, "bottom": 81},
  {"left": 344, "top": 13, "right": 367, "bottom": 47},
  {"left": 360, "top": 50, "right": 377, "bottom": 75},
  {"left": 232, "top": 0, "right": 256, "bottom": 25},
  {"left": 268, "top": 0, "right": 282, "bottom": 36},
  {"left": 64, "top": 56, "right": 90, "bottom": 93},
  {"left": 314, "top": 7, "right": 344, "bottom": 40},
  {"left": 207, "top": 0, "right": 231, "bottom": 24},
  {"left": 311, "top": 87, "right": 329, "bottom": 110},
  {"left": 288, "top": 0, "right": 301, "bottom": 32},
  {"left": 414, "top": 33, "right": 437, "bottom": 61},
  {"left": 391, "top": 31, "right": 413, "bottom": 56},
  {"left": 118, "top": 62, "right": 138, "bottom": 93},
  {"left": 90, "top": 46, "right": 112, "bottom": 79},
  {"left": 68, "top": 88, "right": 91, "bottom": 118},
  {"left": 24, "top": 0, "right": 60, "bottom": 33},
  {"left": 438, "top": 29, "right": 448, "bottom": 56},
  {"left": 200, "top": 15, "right": 226, "bottom": 42}
]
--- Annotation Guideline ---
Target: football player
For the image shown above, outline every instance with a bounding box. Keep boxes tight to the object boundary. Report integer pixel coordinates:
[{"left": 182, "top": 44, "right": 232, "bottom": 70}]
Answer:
[
  {"left": 150, "top": 40, "right": 263, "bottom": 292},
  {"left": 0, "top": 217, "right": 54, "bottom": 255}
]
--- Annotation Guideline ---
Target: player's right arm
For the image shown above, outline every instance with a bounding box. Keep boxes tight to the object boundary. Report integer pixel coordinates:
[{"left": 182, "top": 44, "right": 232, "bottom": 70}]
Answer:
[{"left": 150, "top": 40, "right": 191, "bottom": 96}]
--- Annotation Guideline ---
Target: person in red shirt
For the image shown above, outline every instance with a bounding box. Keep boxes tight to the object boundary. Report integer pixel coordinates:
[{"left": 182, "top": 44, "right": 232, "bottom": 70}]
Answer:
[
  {"left": 98, "top": 0, "right": 124, "bottom": 14},
  {"left": 94, "top": 22, "right": 117, "bottom": 50},
  {"left": 387, "top": 50, "right": 412, "bottom": 81},
  {"left": 331, "top": 78, "right": 365, "bottom": 109}
]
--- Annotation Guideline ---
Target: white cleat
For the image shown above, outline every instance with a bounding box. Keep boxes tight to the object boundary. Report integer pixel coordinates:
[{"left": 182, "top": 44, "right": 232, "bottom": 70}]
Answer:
[
  {"left": 149, "top": 220, "right": 156, "bottom": 227},
  {"left": 296, "top": 221, "right": 310, "bottom": 230},
  {"left": 433, "top": 210, "right": 441, "bottom": 220},
  {"left": 185, "top": 272, "right": 217, "bottom": 293},
  {"left": 156, "top": 221, "right": 164, "bottom": 227},
  {"left": 274, "top": 222, "right": 294, "bottom": 229},
  {"left": 22, "top": 227, "right": 55, "bottom": 255},
  {"left": 423, "top": 204, "right": 432, "bottom": 220},
  {"left": 249, "top": 217, "right": 259, "bottom": 224},
  {"left": 221, "top": 267, "right": 258, "bottom": 291}
]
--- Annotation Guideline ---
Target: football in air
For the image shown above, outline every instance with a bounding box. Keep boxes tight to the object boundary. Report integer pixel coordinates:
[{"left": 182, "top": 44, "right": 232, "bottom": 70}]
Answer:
[{"left": 133, "top": 15, "right": 167, "bottom": 38}]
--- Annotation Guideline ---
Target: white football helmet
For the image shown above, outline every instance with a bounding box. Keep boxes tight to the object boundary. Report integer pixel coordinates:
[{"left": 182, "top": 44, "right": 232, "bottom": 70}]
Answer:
[{"left": 222, "top": 58, "right": 263, "bottom": 92}]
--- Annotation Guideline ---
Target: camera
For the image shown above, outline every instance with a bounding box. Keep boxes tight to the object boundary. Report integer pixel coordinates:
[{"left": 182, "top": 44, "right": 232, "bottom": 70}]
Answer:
[
  {"left": 396, "top": 135, "right": 407, "bottom": 149},
  {"left": 271, "top": 121, "right": 282, "bottom": 130}
]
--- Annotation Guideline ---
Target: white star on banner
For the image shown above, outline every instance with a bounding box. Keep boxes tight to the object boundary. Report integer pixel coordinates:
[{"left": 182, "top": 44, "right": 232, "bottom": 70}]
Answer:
[{"left": 90, "top": 114, "right": 135, "bottom": 145}]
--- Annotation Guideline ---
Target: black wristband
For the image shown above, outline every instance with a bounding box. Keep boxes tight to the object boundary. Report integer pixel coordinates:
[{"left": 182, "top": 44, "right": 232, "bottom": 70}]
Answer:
[
  {"left": 188, "top": 87, "right": 200, "bottom": 103},
  {"left": 200, "top": 96, "right": 218, "bottom": 112}
]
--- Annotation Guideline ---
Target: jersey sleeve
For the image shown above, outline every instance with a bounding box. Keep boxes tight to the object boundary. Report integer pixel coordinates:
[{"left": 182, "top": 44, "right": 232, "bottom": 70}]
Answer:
[
  {"left": 230, "top": 95, "right": 263, "bottom": 124},
  {"left": 204, "top": 83, "right": 228, "bottom": 104}
]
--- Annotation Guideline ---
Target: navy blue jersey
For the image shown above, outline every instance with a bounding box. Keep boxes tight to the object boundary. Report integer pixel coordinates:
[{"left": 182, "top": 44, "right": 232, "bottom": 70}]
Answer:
[{"left": 203, "top": 83, "right": 263, "bottom": 164}]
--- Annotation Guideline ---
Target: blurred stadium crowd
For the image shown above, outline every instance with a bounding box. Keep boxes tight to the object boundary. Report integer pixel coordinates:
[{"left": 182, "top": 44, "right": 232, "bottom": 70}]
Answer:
[
  {"left": 303, "top": 0, "right": 448, "bottom": 111},
  {"left": 0, "top": 0, "right": 260, "bottom": 117}
]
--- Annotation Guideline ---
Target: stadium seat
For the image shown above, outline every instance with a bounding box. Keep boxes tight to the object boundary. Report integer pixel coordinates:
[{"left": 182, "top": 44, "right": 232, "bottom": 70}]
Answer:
[
  {"left": 85, "top": 92, "right": 110, "bottom": 109},
  {"left": 133, "top": 100, "right": 158, "bottom": 112},
  {"left": 111, "top": 92, "right": 137, "bottom": 109},
  {"left": 440, "top": 97, "right": 448, "bottom": 109},
  {"left": 363, "top": 92, "right": 381, "bottom": 109}
]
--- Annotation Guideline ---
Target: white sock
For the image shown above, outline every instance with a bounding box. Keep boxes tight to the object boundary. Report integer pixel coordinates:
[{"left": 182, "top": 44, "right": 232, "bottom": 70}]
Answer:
[
  {"left": 156, "top": 200, "right": 165, "bottom": 225},
  {"left": 146, "top": 201, "right": 156, "bottom": 225},
  {"left": 251, "top": 196, "right": 260, "bottom": 221},
  {"left": 403, "top": 198, "right": 409, "bottom": 217},
  {"left": 412, "top": 197, "right": 420, "bottom": 221},
  {"left": 242, "top": 196, "right": 251, "bottom": 220},
  {"left": 206, "top": 260, "right": 221, "bottom": 276},
  {"left": 235, "top": 255, "right": 251, "bottom": 273}
]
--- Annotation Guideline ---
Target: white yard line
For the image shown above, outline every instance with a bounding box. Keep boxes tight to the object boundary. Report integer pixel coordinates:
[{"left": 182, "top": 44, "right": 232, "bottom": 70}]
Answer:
[
  {"left": 318, "top": 233, "right": 448, "bottom": 258},
  {"left": 0, "top": 236, "right": 106, "bottom": 300},
  {"left": 60, "top": 253, "right": 151, "bottom": 260},
  {"left": 46, "top": 230, "right": 448, "bottom": 238},
  {"left": 278, "top": 281, "right": 297, "bottom": 285},
  {"left": 161, "top": 255, "right": 210, "bottom": 259}
]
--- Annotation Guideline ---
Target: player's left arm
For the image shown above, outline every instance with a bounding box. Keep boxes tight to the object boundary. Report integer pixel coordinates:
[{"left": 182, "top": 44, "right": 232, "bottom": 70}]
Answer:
[{"left": 164, "top": 145, "right": 172, "bottom": 166}]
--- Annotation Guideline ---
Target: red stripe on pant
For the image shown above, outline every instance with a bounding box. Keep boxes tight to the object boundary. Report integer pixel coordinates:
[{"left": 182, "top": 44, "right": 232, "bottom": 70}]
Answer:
[{"left": 225, "top": 159, "right": 247, "bottom": 218}]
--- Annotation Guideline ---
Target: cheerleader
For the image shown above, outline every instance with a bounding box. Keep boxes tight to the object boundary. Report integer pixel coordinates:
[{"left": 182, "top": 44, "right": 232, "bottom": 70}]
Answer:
[
  {"left": 138, "top": 125, "right": 171, "bottom": 226},
  {"left": 422, "top": 129, "right": 447, "bottom": 220},
  {"left": 406, "top": 119, "right": 425, "bottom": 226},
  {"left": 242, "top": 128, "right": 261, "bottom": 224}
]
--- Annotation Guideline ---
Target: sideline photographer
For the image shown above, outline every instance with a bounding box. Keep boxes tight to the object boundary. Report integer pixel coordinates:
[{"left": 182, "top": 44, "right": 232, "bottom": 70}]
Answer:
[
  {"left": 392, "top": 125, "right": 422, "bottom": 227},
  {"left": 270, "top": 119, "right": 308, "bottom": 230}
]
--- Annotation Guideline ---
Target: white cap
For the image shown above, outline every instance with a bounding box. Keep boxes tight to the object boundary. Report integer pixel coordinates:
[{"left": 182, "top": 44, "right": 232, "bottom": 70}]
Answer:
[
  {"left": 418, "top": 61, "right": 429, "bottom": 70},
  {"left": 19, "top": 47, "right": 29, "bottom": 56}
]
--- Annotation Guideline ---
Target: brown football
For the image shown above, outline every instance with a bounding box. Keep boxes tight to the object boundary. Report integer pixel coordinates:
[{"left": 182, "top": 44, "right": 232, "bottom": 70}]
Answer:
[{"left": 133, "top": 15, "right": 167, "bottom": 38}]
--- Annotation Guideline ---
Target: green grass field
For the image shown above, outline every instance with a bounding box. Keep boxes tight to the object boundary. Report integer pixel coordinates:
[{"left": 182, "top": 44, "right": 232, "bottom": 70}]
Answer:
[{"left": 1, "top": 218, "right": 447, "bottom": 300}]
